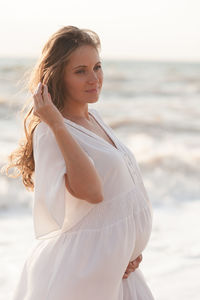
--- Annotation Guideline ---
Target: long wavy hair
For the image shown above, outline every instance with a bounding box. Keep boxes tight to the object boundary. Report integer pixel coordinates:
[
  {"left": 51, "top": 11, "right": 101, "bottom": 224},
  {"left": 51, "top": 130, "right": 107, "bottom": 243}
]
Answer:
[{"left": 2, "top": 25, "right": 101, "bottom": 191}]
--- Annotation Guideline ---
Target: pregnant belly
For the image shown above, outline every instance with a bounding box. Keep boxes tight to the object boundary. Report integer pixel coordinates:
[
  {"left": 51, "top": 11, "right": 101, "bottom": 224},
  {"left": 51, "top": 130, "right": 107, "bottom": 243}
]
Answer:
[{"left": 129, "top": 206, "right": 153, "bottom": 262}]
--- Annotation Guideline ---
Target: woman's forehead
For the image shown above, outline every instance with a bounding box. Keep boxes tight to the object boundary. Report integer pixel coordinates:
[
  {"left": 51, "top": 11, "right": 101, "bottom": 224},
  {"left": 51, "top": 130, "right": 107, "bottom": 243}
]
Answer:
[{"left": 67, "top": 46, "right": 100, "bottom": 67}]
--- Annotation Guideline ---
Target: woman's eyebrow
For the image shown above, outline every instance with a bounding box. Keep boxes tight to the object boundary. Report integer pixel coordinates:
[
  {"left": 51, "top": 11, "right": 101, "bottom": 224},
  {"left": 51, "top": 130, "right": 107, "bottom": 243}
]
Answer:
[{"left": 73, "top": 61, "right": 101, "bottom": 70}]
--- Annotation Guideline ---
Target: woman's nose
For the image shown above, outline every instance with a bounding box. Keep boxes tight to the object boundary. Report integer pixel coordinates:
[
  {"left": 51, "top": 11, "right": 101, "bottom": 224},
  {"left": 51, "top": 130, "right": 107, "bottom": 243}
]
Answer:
[{"left": 87, "top": 72, "right": 98, "bottom": 83}]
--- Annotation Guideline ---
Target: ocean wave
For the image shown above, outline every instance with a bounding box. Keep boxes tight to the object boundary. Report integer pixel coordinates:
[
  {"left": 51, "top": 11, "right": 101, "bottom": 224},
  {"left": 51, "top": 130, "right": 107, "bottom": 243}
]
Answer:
[
  {"left": 139, "top": 154, "right": 200, "bottom": 174},
  {"left": 109, "top": 118, "right": 200, "bottom": 133}
]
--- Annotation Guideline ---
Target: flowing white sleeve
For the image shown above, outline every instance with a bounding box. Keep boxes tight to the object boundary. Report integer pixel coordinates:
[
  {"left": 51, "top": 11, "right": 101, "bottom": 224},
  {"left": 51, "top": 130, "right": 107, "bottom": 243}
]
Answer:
[{"left": 32, "top": 122, "right": 95, "bottom": 240}]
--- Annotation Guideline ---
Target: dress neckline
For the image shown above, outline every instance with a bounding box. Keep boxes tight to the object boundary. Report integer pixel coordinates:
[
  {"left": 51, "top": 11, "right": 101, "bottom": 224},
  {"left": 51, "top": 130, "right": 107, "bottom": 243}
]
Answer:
[{"left": 63, "top": 108, "right": 120, "bottom": 152}]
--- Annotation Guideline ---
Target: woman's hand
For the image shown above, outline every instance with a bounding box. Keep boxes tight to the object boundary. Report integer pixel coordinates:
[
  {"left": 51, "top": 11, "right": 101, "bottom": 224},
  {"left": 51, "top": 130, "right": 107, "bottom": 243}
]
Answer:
[
  {"left": 33, "top": 82, "right": 64, "bottom": 129},
  {"left": 122, "top": 254, "right": 143, "bottom": 279}
]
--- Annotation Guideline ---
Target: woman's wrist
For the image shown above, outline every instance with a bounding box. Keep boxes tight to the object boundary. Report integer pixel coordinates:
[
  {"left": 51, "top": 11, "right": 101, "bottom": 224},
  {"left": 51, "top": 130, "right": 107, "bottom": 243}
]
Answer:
[{"left": 49, "top": 120, "right": 66, "bottom": 134}]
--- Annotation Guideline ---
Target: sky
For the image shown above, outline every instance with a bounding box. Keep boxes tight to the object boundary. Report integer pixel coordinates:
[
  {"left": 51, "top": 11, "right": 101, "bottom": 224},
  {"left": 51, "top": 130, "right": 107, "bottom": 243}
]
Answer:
[{"left": 0, "top": 0, "right": 200, "bottom": 61}]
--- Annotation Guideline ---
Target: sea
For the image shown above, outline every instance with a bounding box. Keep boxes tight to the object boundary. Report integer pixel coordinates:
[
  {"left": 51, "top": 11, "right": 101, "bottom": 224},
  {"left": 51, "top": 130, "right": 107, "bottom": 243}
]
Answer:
[{"left": 0, "top": 57, "right": 200, "bottom": 299}]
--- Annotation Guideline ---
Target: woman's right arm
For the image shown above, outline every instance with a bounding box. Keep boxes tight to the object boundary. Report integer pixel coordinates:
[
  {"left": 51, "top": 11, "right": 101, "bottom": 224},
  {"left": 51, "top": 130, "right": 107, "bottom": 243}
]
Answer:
[
  {"left": 33, "top": 82, "right": 103, "bottom": 204},
  {"left": 50, "top": 123, "right": 103, "bottom": 204}
]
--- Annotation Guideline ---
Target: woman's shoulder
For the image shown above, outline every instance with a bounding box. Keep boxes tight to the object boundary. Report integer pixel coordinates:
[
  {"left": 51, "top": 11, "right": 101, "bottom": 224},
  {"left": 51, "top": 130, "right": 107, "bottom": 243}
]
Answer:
[
  {"left": 33, "top": 121, "right": 52, "bottom": 144},
  {"left": 33, "top": 122, "right": 61, "bottom": 155},
  {"left": 34, "top": 121, "right": 47, "bottom": 134}
]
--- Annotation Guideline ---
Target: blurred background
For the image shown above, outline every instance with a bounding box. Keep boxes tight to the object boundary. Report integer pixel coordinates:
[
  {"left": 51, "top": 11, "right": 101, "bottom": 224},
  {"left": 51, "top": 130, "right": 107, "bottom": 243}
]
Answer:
[{"left": 0, "top": 0, "right": 200, "bottom": 299}]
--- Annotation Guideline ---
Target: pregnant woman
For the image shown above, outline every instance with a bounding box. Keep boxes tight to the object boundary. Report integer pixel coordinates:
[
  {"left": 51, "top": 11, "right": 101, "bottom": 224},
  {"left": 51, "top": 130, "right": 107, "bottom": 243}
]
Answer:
[{"left": 8, "top": 26, "right": 155, "bottom": 299}]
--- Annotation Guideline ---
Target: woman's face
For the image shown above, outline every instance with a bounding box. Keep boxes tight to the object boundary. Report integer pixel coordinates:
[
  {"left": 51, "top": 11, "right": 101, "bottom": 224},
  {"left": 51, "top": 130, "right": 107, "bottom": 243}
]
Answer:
[{"left": 63, "top": 45, "right": 103, "bottom": 105}]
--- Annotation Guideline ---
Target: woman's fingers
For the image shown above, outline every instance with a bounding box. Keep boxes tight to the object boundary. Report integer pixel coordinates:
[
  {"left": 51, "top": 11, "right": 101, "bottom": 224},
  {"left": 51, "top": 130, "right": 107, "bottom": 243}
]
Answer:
[
  {"left": 139, "top": 254, "right": 143, "bottom": 261},
  {"left": 123, "top": 266, "right": 135, "bottom": 278},
  {"left": 127, "top": 264, "right": 136, "bottom": 272},
  {"left": 33, "top": 82, "right": 49, "bottom": 107},
  {"left": 136, "top": 254, "right": 143, "bottom": 264},
  {"left": 41, "top": 84, "right": 47, "bottom": 104},
  {"left": 130, "top": 254, "right": 142, "bottom": 268},
  {"left": 123, "top": 254, "right": 143, "bottom": 279},
  {"left": 123, "top": 264, "right": 136, "bottom": 278},
  {"left": 43, "top": 84, "right": 52, "bottom": 104},
  {"left": 33, "top": 82, "right": 41, "bottom": 95},
  {"left": 31, "top": 82, "right": 64, "bottom": 127},
  {"left": 33, "top": 82, "right": 44, "bottom": 116},
  {"left": 34, "top": 82, "right": 42, "bottom": 97}
]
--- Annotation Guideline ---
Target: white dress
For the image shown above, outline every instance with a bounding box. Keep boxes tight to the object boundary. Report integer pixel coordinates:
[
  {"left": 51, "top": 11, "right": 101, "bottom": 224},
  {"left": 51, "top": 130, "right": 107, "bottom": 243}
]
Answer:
[{"left": 13, "top": 108, "right": 155, "bottom": 300}]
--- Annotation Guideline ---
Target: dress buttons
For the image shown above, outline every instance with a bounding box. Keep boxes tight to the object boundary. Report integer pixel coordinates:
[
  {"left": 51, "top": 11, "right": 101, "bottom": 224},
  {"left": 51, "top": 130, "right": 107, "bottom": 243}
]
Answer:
[
  {"left": 122, "top": 156, "right": 136, "bottom": 184},
  {"left": 119, "top": 145, "right": 138, "bottom": 184}
]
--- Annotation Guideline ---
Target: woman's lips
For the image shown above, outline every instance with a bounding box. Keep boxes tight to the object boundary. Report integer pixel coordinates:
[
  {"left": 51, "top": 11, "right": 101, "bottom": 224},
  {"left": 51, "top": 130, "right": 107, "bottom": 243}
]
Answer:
[{"left": 85, "top": 88, "right": 98, "bottom": 93}]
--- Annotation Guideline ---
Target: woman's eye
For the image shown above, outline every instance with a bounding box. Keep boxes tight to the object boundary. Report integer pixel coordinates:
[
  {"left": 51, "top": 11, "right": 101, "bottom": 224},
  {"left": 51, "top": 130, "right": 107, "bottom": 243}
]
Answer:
[
  {"left": 76, "top": 70, "right": 85, "bottom": 74},
  {"left": 76, "top": 65, "right": 101, "bottom": 74}
]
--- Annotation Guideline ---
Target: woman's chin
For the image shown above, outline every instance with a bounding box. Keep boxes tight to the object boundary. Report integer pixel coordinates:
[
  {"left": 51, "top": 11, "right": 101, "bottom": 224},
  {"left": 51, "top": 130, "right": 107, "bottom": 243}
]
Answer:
[{"left": 87, "top": 97, "right": 99, "bottom": 103}]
